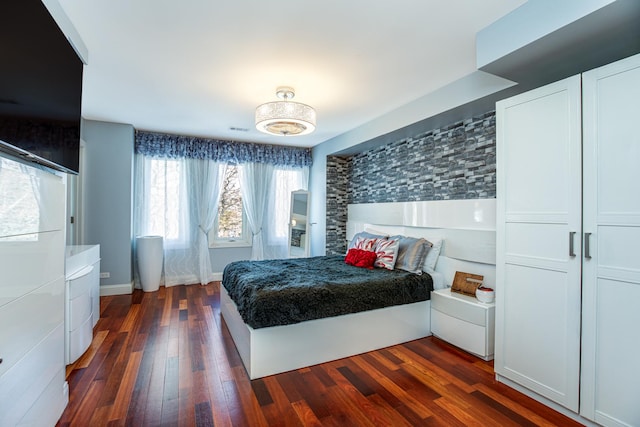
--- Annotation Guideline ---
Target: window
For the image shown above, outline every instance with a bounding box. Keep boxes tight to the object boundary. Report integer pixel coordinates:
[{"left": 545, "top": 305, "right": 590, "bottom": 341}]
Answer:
[
  {"left": 210, "top": 165, "right": 250, "bottom": 247},
  {"left": 270, "top": 168, "right": 305, "bottom": 243},
  {"left": 144, "top": 158, "right": 190, "bottom": 248}
]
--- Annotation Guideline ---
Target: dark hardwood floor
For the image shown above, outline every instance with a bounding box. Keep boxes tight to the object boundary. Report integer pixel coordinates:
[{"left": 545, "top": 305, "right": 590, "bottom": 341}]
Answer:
[{"left": 58, "top": 283, "right": 582, "bottom": 426}]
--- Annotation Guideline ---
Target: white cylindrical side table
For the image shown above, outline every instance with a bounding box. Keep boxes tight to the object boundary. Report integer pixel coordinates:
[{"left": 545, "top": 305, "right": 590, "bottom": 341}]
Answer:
[{"left": 136, "top": 236, "right": 163, "bottom": 292}]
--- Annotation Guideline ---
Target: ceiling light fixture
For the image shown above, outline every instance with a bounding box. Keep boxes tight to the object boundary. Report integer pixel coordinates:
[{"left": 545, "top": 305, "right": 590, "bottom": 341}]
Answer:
[{"left": 255, "top": 87, "right": 316, "bottom": 136}]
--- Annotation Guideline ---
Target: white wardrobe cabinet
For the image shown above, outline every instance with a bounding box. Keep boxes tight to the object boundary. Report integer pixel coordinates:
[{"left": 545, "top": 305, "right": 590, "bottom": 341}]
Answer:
[
  {"left": 496, "top": 74, "right": 582, "bottom": 412},
  {"left": 496, "top": 53, "right": 640, "bottom": 427},
  {"left": 580, "top": 53, "right": 640, "bottom": 427}
]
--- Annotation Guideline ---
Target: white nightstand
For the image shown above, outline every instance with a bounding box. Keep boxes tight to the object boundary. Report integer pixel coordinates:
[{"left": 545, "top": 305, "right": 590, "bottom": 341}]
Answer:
[{"left": 430, "top": 288, "right": 495, "bottom": 361}]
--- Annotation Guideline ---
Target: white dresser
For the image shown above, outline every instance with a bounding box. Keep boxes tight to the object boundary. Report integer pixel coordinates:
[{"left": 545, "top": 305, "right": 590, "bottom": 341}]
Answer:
[
  {"left": 65, "top": 245, "right": 100, "bottom": 364},
  {"left": 0, "top": 156, "right": 68, "bottom": 426},
  {"left": 430, "top": 288, "right": 495, "bottom": 361}
]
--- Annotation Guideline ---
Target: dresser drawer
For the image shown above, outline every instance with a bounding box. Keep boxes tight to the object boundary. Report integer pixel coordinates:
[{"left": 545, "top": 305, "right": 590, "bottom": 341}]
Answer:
[
  {"left": 69, "top": 291, "right": 92, "bottom": 332},
  {"left": 431, "top": 309, "right": 489, "bottom": 358},
  {"left": 0, "top": 277, "right": 64, "bottom": 377},
  {"left": 0, "top": 231, "right": 64, "bottom": 308},
  {"left": 431, "top": 289, "right": 488, "bottom": 326},
  {"left": 0, "top": 323, "right": 65, "bottom": 426},
  {"left": 68, "top": 315, "right": 93, "bottom": 364}
]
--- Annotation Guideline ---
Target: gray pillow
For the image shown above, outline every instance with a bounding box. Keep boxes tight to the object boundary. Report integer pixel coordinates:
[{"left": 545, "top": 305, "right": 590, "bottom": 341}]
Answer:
[{"left": 390, "top": 235, "right": 432, "bottom": 274}]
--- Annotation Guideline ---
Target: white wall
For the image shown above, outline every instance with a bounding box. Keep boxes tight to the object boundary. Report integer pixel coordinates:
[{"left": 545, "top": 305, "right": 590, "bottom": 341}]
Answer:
[
  {"left": 476, "top": 0, "right": 616, "bottom": 69},
  {"left": 81, "top": 119, "right": 134, "bottom": 290},
  {"left": 210, "top": 246, "right": 252, "bottom": 275}
]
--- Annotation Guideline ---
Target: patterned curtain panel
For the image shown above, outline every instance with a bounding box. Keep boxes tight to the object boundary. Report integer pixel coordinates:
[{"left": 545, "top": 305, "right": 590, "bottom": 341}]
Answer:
[{"left": 135, "top": 130, "right": 312, "bottom": 168}]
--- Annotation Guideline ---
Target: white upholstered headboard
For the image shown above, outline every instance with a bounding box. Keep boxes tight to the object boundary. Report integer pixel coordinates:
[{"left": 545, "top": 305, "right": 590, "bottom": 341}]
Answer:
[{"left": 347, "top": 199, "right": 497, "bottom": 289}]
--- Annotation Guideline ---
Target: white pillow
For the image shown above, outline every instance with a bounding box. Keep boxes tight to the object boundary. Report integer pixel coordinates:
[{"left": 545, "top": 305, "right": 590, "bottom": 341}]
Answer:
[
  {"left": 425, "top": 268, "right": 446, "bottom": 290},
  {"left": 423, "top": 238, "right": 443, "bottom": 271}
]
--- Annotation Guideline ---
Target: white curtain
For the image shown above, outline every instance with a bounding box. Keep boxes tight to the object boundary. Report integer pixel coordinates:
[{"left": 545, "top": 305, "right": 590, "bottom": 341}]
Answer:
[
  {"left": 240, "top": 164, "right": 308, "bottom": 260},
  {"left": 190, "top": 159, "right": 226, "bottom": 284},
  {"left": 133, "top": 155, "right": 225, "bottom": 287},
  {"left": 239, "top": 162, "right": 274, "bottom": 260}
]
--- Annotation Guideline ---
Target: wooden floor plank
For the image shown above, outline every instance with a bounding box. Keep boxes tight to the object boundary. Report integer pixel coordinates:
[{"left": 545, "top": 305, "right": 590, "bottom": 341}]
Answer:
[
  {"left": 366, "top": 393, "right": 415, "bottom": 427},
  {"left": 348, "top": 353, "right": 434, "bottom": 419},
  {"left": 291, "top": 399, "right": 324, "bottom": 427},
  {"left": 193, "top": 401, "right": 214, "bottom": 427},
  {"left": 435, "top": 396, "right": 491, "bottom": 427},
  {"left": 123, "top": 346, "right": 154, "bottom": 425},
  {"left": 323, "top": 362, "right": 398, "bottom": 426},
  {"left": 473, "top": 383, "right": 584, "bottom": 427},
  {"left": 260, "top": 375, "right": 305, "bottom": 427},
  {"left": 142, "top": 329, "right": 169, "bottom": 426},
  {"left": 221, "top": 378, "right": 251, "bottom": 427},
  {"left": 66, "top": 329, "right": 109, "bottom": 374},
  {"left": 95, "top": 332, "right": 130, "bottom": 406},
  {"left": 58, "top": 283, "right": 584, "bottom": 426},
  {"left": 88, "top": 404, "right": 112, "bottom": 427},
  {"left": 160, "top": 356, "right": 180, "bottom": 425},
  {"left": 231, "top": 366, "right": 270, "bottom": 427},
  {"left": 69, "top": 379, "right": 107, "bottom": 426},
  {"left": 108, "top": 350, "right": 143, "bottom": 423}
]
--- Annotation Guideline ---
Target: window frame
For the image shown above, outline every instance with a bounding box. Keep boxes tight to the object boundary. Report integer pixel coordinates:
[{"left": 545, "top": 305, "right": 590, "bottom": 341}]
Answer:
[
  {"left": 208, "top": 165, "right": 252, "bottom": 249},
  {"left": 209, "top": 209, "right": 252, "bottom": 248}
]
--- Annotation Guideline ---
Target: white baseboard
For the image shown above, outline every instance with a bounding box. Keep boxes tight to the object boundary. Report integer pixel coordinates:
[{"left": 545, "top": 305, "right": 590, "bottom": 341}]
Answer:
[
  {"left": 105, "top": 276, "right": 222, "bottom": 295},
  {"left": 100, "top": 282, "right": 134, "bottom": 296}
]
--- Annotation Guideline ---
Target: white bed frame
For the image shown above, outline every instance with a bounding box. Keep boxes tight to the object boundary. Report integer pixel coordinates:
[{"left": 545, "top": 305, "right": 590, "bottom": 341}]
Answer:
[{"left": 221, "top": 199, "right": 496, "bottom": 379}]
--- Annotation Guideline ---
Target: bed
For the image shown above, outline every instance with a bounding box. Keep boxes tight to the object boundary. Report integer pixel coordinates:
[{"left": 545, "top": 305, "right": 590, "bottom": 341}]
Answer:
[
  {"left": 222, "top": 255, "right": 433, "bottom": 329},
  {"left": 220, "top": 199, "right": 497, "bottom": 379}
]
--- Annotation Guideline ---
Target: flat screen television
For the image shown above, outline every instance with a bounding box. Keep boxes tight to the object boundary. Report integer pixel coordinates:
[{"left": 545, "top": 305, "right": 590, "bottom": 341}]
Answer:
[{"left": 0, "top": 0, "right": 83, "bottom": 174}]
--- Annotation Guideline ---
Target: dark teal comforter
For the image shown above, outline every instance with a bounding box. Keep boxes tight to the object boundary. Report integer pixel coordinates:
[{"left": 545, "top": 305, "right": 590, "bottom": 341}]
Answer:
[{"left": 222, "top": 255, "right": 433, "bottom": 329}]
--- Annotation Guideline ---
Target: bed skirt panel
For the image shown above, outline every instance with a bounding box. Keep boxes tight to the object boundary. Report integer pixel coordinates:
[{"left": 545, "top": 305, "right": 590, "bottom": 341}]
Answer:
[{"left": 220, "top": 286, "right": 431, "bottom": 379}]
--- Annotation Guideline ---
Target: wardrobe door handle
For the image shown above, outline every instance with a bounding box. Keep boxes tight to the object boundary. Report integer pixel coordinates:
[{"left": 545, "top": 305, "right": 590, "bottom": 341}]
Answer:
[
  {"left": 569, "top": 232, "right": 576, "bottom": 257},
  {"left": 585, "top": 232, "right": 592, "bottom": 259}
]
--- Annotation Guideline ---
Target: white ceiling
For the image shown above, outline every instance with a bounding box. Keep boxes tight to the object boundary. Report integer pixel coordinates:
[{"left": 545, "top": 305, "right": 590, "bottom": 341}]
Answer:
[{"left": 58, "top": 0, "right": 526, "bottom": 148}]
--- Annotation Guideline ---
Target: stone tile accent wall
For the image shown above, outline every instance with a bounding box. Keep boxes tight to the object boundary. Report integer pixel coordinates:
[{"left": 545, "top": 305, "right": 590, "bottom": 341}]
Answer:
[
  {"left": 326, "top": 155, "right": 350, "bottom": 255},
  {"left": 326, "top": 111, "right": 496, "bottom": 254}
]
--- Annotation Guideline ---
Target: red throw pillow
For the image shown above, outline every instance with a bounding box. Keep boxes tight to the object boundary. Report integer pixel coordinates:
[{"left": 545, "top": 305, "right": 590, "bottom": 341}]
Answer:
[{"left": 345, "top": 248, "right": 377, "bottom": 269}]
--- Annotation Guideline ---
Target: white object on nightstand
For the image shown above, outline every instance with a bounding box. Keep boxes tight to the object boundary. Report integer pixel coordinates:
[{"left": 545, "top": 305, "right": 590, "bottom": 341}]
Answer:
[{"left": 430, "top": 287, "right": 495, "bottom": 361}]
